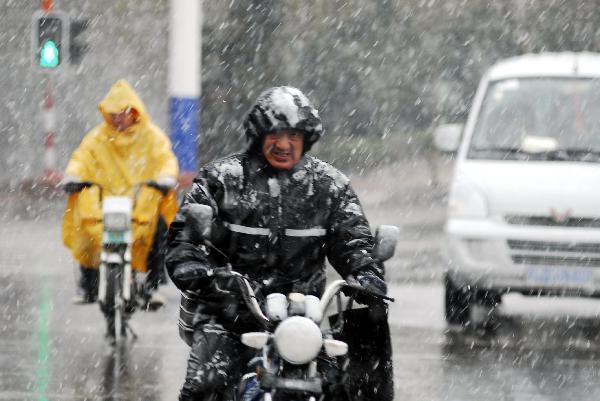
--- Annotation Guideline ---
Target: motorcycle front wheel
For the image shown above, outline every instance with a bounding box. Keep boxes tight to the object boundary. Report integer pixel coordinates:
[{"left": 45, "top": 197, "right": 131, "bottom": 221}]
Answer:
[{"left": 103, "top": 264, "right": 125, "bottom": 343}]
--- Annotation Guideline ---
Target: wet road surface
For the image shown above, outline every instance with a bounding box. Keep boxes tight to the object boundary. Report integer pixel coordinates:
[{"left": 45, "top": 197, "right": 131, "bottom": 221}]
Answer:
[
  {"left": 1, "top": 217, "right": 187, "bottom": 400},
  {"left": 3, "top": 216, "right": 600, "bottom": 400},
  {"left": 391, "top": 285, "right": 600, "bottom": 400}
]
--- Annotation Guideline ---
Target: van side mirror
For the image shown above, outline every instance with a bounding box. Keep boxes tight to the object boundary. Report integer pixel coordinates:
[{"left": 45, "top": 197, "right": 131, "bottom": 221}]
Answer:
[
  {"left": 182, "top": 204, "right": 213, "bottom": 238},
  {"left": 373, "top": 225, "right": 400, "bottom": 262},
  {"left": 433, "top": 123, "right": 463, "bottom": 153}
]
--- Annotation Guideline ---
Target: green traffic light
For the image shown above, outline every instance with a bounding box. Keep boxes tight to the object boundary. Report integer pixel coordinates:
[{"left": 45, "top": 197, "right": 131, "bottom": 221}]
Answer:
[{"left": 40, "top": 39, "right": 59, "bottom": 68}]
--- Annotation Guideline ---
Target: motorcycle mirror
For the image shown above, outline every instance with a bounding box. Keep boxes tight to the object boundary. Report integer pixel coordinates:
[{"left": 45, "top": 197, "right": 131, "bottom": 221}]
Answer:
[
  {"left": 182, "top": 204, "right": 214, "bottom": 238},
  {"left": 373, "top": 225, "right": 400, "bottom": 262}
]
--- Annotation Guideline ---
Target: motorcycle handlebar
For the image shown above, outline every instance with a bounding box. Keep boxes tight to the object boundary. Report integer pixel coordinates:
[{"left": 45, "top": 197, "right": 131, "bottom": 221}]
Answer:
[
  {"left": 343, "top": 282, "right": 395, "bottom": 302},
  {"left": 208, "top": 267, "right": 271, "bottom": 328},
  {"left": 209, "top": 268, "right": 393, "bottom": 330}
]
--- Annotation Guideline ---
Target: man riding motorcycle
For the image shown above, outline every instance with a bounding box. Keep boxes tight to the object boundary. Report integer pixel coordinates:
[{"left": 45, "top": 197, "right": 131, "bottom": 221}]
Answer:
[
  {"left": 62, "top": 79, "right": 179, "bottom": 311},
  {"left": 166, "top": 86, "right": 390, "bottom": 400}
]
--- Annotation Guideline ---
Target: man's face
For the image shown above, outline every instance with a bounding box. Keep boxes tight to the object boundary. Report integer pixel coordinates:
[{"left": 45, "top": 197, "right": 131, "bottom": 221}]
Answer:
[
  {"left": 110, "top": 107, "right": 137, "bottom": 132},
  {"left": 262, "top": 130, "right": 304, "bottom": 170}
]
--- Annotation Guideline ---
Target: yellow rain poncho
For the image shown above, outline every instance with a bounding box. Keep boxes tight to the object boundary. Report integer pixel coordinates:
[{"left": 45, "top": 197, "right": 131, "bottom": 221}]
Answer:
[{"left": 62, "top": 79, "right": 179, "bottom": 272}]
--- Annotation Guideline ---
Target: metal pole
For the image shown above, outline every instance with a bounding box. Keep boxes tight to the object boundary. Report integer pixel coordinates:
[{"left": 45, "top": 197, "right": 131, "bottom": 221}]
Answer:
[
  {"left": 169, "top": 0, "right": 201, "bottom": 188},
  {"left": 40, "top": 0, "right": 62, "bottom": 183},
  {"left": 42, "top": 80, "right": 58, "bottom": 178}
]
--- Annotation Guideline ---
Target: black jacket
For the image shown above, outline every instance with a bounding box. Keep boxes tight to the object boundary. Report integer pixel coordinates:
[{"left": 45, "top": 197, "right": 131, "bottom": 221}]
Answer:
[{"left": 166, "top": 150, "right": 381, "bottom": 330}]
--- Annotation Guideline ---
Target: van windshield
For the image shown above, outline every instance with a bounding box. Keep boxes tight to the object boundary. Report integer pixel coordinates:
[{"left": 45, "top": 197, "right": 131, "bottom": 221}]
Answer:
[{"left": 468, "top": 78, "right": 600, "bottom": 162}]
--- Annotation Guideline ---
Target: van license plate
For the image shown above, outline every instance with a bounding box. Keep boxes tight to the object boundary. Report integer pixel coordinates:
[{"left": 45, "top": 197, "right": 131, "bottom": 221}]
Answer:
[{"left": 526, "top": 267, "right": 593, "bottom": 286}]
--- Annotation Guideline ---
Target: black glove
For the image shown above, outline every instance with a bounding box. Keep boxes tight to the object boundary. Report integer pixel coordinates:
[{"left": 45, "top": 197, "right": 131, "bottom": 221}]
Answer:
[
  {"left": 62, "top": 181, "right": 93, "bottom": 193},
  {"left": 354, "top": 271, "right": 388, "bottom": 297},
  {"left": 146, "top": 180, "right": 172, "bottom": 195},
  {"left": 170, "top": 262, "right": 212, "bottom": 291}
]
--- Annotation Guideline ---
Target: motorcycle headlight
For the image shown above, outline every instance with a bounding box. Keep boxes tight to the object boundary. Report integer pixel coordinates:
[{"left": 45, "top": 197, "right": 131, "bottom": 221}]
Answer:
[
  {"left": 274, "top": 316, "right": 323, "bottom": 365},
  {"left": 104, "top": 213, "right": 130, "bottom": 231}
]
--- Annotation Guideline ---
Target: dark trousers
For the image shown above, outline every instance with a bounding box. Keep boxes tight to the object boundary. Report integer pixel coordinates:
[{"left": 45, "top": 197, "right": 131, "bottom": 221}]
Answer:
[
  {"left": 79, "top": 266, "right": 99, "bottom": 301},
  {"left": 179, "top": 325, "right": 255, "bottom": 401},
  {"left": 145, "top": 216, "right": 168, "bottom": 292}
]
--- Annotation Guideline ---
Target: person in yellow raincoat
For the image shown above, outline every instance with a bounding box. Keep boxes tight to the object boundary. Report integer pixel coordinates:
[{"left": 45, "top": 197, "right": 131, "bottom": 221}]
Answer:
[{"left": 62, "top": 79, "right": 179, "bottom": 309}]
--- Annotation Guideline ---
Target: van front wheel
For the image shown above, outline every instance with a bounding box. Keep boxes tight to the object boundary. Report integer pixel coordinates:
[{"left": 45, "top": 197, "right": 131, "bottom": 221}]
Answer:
[{"left": 444, "top": 275, "right": 472, "bottom": 326}]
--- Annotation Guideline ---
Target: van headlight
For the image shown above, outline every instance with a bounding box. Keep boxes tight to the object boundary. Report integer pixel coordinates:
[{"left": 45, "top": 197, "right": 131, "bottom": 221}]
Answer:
[
  {"left": 448, "top": 178, "right": 488, "bottom": 219},
  {"left": 274, "top": 316, "right": 323, "bottom": 365},
  {"left": 103, "top": 213, "right": 130, "bottom": 231}
]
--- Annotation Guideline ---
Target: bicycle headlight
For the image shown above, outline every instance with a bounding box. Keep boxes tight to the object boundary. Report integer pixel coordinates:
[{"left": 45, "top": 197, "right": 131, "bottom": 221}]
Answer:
[
  {"left": 274, "top": 316, "right": 323, "bottom": 365},
  {"left": 104, "top": 213, "right": 130, "bottom": 231}
]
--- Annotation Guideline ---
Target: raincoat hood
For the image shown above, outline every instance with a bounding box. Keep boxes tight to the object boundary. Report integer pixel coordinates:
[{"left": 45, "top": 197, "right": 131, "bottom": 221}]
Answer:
[
  {"left": 244, "top": 86, "right": 323, "bottom": 152},
  {"left": 98, "top": 79, "right": 149, "bottom": 146}
]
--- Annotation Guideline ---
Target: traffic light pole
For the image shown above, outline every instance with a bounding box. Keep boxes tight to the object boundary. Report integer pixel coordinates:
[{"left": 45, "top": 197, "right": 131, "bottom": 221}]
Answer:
[
  {"left": 20, "top": 0, "right": 63, "bottom": 199},
  {"left": 42, "top": 78, "right": 60, "bottom": 180},
  {"left": 21, "top": 0, "right": 80, "bottom": 200},
  {"left": 40, "top": 0, "right": 61, "bottom": 182}
]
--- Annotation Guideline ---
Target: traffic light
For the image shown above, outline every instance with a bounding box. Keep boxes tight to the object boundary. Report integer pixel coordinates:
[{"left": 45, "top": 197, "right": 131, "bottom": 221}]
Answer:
[{"left": 32, "top": 10, "right": 69, "bottom": 71}]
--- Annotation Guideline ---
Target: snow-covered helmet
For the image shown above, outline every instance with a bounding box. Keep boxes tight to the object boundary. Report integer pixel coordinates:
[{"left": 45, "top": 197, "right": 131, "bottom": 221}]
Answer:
[{"left": 244, "top": 86, "right": 323, "bottom": 152}]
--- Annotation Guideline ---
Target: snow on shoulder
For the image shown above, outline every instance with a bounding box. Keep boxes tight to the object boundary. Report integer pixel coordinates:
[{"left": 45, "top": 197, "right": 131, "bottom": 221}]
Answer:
[
  {"left": 308, "top": 156, "right": 350, "bottom": 190},
  {"left": 207, "top": 155, "right": 244, "bottom": 185}
]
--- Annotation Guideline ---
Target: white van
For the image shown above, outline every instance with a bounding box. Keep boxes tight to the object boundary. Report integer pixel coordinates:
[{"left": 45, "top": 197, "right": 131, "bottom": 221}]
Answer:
[{"left": 434, "top": 52, "right": 600, "bottom": 326}]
